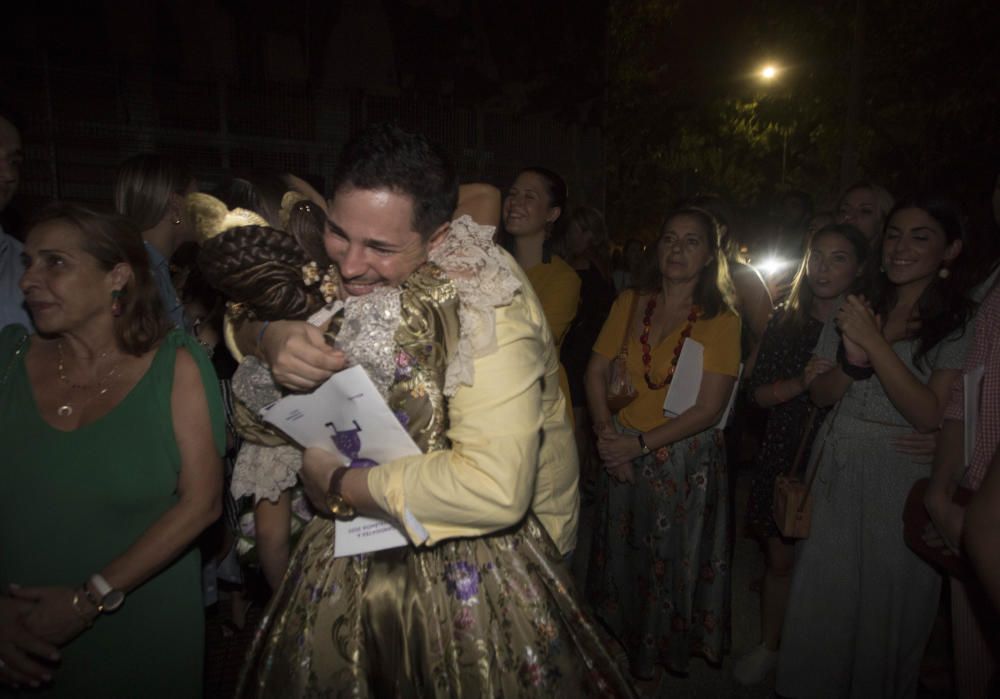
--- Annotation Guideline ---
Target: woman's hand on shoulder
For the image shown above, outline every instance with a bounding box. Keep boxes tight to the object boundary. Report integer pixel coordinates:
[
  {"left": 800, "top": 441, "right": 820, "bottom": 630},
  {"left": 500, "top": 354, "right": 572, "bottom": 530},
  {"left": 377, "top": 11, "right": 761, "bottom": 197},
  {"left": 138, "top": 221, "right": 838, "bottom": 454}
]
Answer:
[
  {"left": 0, "top": 594, "right": 60, "bottom": 689},
  {"left": 260, "top": 320, "right": 346, "bottom": 391}
]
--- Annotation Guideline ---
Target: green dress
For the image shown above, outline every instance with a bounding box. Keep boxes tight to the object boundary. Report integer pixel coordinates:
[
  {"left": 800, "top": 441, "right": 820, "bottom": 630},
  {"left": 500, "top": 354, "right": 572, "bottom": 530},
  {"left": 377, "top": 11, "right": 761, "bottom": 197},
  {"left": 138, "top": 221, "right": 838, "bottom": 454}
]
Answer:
[{"left": 0, "top": 325, "right": 225, "bottom": 699}]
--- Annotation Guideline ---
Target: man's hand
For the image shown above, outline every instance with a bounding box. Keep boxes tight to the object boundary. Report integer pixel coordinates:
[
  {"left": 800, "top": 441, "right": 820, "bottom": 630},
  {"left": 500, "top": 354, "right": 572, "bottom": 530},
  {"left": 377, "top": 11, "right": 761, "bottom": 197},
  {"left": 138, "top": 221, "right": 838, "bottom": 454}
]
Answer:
[{"left": 260, "top": 320, "right": 346, "bottom": 391}]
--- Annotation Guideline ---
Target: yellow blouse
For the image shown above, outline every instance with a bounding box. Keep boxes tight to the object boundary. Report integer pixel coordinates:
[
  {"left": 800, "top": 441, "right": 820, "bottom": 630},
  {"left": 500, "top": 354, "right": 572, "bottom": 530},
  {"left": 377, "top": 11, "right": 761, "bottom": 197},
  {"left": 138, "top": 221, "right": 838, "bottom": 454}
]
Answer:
[
  {"left": 367, "top": 257, "right": 579, "bottom": 555},
  {"left": 593, "top": 289, "right": 741, "bottom": 433}
]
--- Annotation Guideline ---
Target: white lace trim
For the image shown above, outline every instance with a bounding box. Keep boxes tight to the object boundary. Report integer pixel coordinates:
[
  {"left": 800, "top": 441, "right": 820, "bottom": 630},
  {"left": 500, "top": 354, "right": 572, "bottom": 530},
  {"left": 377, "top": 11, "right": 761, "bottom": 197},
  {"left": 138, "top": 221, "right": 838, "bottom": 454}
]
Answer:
[
  {"left": 231, "top": 442, "right": 301, "bottom": 504},
  {"left": 430, "top": 215, "right": 521, "bottom": 395}
]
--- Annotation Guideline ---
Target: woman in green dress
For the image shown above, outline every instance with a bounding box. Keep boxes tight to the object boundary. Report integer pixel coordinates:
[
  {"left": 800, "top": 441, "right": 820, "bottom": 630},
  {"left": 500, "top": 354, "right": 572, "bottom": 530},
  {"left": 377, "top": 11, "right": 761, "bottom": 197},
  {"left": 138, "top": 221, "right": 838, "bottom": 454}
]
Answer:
[{"left": 0, "top": 203, "right": 225, "bottom": 697}]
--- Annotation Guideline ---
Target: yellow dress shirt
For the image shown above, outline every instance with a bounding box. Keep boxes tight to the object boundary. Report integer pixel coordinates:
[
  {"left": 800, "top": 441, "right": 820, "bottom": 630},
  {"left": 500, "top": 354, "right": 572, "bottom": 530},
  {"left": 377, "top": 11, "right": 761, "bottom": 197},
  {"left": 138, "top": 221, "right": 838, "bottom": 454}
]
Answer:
[{"left": 367, "top": 257, "right": 580, "bottom": 555}]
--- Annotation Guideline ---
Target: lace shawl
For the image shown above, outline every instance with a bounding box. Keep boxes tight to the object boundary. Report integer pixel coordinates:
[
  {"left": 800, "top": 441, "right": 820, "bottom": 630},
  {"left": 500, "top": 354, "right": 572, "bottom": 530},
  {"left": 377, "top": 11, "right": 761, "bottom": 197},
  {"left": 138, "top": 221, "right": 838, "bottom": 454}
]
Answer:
[{"left": 427, "top": 215, "right": 521, "bottom": 395}]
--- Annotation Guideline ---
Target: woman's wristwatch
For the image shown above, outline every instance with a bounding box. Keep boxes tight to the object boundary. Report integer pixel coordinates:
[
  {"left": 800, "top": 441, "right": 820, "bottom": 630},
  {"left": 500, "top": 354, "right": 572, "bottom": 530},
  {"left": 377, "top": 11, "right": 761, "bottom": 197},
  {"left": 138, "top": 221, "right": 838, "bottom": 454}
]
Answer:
[
  {"left": 83, "top": 574, "right": 125, "bottom": 614},
  {"left": 637, "top": 433, "right": 652, "bottom": 456}
]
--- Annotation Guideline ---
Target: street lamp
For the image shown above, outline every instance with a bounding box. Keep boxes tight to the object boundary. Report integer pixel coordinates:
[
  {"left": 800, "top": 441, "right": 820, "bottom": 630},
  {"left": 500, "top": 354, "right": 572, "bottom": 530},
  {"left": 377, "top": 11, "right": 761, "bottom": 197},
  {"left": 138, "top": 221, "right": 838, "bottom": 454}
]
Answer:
[{"left": 760, "top": 64, "right": 778, "bottom": 81}]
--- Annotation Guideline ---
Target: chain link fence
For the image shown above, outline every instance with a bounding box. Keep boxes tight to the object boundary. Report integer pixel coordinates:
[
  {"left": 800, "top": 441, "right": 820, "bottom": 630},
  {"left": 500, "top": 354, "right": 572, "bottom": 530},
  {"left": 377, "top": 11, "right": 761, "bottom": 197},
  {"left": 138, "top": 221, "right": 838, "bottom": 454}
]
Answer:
[{"left": 3, "top": 56, "right": 604, "bottom": 217}]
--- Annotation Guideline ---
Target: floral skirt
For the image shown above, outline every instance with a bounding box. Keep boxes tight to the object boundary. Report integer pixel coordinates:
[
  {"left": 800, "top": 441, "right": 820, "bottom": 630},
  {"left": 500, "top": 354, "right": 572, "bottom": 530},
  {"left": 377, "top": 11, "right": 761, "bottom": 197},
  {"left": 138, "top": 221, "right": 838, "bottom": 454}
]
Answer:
[
  {"left": 586, "top": 426, "right": 731, "bottom": 676},
  {"left": 237, "top": 513, "right": 635, "bottom": 698}
]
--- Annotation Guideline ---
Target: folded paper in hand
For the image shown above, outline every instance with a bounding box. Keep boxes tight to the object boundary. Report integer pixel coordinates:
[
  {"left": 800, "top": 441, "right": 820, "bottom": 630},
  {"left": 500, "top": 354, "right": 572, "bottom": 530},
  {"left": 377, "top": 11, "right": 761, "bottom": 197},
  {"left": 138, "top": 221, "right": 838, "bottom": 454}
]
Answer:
[
  {"left": 259, "top": 365, "right": 421, "bottom": 557},
  {"left": 662, "top": 338, "right": 741, "bottom": 429}
]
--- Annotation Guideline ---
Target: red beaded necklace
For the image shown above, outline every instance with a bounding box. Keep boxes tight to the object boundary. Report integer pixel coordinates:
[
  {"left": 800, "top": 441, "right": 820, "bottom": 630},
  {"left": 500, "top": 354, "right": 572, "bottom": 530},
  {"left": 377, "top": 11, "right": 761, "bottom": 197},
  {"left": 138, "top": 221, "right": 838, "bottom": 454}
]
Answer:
[{"left": 640, "top": 294, "right": 699, "bottom": 390}]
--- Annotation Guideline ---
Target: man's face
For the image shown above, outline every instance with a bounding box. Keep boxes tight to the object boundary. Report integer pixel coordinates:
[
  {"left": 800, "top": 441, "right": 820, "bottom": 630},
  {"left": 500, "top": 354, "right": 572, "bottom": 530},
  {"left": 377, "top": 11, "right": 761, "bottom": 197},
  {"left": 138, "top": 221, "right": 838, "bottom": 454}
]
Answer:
[
  {"left": 323, "top": 187, "right": 448, "bottom": 296},
  {"left": 0, "top": 116, "right": 23, "bottom": 212}
]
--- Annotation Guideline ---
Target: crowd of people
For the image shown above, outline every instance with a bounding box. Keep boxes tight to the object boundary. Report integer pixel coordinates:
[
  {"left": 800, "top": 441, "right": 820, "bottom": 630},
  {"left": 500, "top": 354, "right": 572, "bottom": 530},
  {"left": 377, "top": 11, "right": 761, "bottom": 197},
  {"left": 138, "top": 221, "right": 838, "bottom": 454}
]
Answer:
[{"left": 0, "top": 99, "right": 999, "bottom": 699}]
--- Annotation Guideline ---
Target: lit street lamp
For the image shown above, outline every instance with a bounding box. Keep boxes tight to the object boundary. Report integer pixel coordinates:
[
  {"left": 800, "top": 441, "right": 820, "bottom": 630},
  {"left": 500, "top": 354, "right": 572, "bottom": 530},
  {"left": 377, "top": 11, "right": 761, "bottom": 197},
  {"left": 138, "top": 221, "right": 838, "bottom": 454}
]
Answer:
[{"left": 760, "top": 64, "right": 778, "bottom": 81}]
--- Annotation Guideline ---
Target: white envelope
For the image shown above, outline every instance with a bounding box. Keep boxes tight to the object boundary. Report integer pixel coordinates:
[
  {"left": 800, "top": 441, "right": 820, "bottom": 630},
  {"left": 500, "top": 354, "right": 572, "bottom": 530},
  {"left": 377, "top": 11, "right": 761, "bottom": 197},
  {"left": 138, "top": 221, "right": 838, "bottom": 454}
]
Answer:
[
  {"left": 662, "top": 338, "right": 741, "bottom": 429},
  {"left": 259, "top": 365, "right": 418, "bottom": 557}
]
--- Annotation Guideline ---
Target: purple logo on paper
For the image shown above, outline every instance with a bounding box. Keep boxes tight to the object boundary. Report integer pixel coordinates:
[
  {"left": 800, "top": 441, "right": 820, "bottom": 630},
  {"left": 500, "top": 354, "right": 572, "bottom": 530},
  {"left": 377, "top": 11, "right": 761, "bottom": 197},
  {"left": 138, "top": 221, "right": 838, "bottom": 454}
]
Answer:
[{"left": 325, "top": 420, "right": 377, "bottom": 469}]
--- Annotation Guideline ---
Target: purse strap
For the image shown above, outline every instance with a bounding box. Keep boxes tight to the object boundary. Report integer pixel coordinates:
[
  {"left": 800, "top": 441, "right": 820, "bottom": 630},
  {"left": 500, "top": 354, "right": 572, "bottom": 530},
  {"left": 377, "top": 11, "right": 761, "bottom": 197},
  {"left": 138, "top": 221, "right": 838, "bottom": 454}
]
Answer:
[
  {"left": 616, "top": 291, "right": 639, "bottom": 358},
  {"left": 784, "top": 406, "right": 818, "bottom": 478},
  {"left": 794, "top": 402, "right": 842, "bottom": 513}
]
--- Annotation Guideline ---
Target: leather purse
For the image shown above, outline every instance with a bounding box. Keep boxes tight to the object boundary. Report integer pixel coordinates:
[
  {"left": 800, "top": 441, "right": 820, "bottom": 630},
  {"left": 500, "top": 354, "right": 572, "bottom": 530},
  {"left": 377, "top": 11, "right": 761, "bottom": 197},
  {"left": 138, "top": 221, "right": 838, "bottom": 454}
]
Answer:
[
  {"left": 606, "top": 291, "right": 638, "bottom": 414},
  {"left": 773, "top": 406, "right": 827, "bottom": 539}
]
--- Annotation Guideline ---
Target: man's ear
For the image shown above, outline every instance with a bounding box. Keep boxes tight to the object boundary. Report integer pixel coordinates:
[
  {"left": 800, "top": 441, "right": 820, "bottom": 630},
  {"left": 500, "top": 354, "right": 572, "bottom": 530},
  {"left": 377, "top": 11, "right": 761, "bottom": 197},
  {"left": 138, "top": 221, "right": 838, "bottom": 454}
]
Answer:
[{"left": 426, "top": 221, "right": 451, "bottom": 252}]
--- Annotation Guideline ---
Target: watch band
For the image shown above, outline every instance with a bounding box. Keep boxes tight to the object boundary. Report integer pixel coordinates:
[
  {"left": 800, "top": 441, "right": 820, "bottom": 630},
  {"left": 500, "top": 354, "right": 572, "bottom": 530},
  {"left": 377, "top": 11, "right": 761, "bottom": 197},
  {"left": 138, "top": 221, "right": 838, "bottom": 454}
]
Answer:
[
  {"left": 637, "top": 433, "right": 651, "bottom": 455},
  {"left": 325, "top": 466, "right": 356, "bottom": 519},
  {"left": 88, "top": 573, "right": 125, "bottom": 613}
]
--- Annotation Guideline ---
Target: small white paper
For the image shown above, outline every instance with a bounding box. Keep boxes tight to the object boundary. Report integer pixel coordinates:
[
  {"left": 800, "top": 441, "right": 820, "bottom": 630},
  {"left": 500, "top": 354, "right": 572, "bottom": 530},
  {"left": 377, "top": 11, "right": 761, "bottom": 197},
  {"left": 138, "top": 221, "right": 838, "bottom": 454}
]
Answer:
[
  {"left": 663, "top": 339, "right": 741, "bottom": 430},
  {"left": 663, "top": 339, "right": 704, "bottom": 418},
  {"left": 964, "top": 365, "right": 985, "bottom": 469},
  {"left": 259, "top": 365, "right": 419, "bottom": 557}
]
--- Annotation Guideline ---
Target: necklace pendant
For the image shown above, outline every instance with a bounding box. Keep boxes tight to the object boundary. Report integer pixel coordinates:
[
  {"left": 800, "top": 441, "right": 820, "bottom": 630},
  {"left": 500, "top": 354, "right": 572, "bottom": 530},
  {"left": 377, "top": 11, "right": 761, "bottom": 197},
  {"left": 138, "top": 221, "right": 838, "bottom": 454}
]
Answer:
[{"left": 57, "top": 404, "right": 73, "bottom": 417}]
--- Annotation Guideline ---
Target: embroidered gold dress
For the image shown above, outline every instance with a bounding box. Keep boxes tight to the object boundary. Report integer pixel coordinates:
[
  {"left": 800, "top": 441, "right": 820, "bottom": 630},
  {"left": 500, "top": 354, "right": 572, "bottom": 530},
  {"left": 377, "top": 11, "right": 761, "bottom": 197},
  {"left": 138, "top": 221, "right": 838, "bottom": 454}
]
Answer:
[{"left": 236, "top": 218, "right": 633, "bottom": 697}]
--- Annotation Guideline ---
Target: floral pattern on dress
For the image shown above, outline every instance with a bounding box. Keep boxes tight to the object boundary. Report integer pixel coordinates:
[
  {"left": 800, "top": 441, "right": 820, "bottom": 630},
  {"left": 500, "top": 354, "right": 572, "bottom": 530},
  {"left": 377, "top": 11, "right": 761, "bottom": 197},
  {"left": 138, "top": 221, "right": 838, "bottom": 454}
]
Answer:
[{"left": 588, "top": 425, "right": 730, "bottom": 676}]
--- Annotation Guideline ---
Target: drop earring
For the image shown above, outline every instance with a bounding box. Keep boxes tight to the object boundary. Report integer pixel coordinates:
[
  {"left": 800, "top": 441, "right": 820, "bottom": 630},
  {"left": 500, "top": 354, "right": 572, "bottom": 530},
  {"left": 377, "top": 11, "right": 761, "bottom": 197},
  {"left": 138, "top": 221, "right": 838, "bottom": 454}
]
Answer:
[
  {"left": 111, "top": 289, "right": 123, "bottom": 317},
  {"left": 938, "top": 267, "right": 950, "bottom": 279}
]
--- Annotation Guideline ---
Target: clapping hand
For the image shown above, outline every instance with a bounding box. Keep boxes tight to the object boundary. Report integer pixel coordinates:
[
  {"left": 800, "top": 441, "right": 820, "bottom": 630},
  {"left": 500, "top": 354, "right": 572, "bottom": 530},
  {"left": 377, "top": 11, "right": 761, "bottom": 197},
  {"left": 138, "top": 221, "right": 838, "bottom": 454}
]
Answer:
[{"left": 836, "top": 295, "right": 883, "bottom": 357}]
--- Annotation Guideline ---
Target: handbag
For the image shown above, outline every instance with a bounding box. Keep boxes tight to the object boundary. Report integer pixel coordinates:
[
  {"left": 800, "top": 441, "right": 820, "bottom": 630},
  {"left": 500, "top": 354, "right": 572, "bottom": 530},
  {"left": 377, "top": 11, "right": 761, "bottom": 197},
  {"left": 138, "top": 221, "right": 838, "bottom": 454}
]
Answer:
[
  {"left": 605, "top": 291, "right": 639, "bottom": 414},
  {"left": 773, "top": 406, "right": 829, "bottom": 539},
  {"left": 902, "top": 477, "right": 975, "bottom": 581}
]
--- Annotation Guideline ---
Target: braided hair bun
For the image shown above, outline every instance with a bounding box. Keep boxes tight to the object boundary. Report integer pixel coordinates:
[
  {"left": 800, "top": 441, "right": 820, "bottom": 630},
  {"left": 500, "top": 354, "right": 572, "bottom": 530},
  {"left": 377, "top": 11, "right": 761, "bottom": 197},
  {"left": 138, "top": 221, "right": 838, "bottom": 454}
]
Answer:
[{"left": 198, "top": 224, "right": 327, "bottom": 321}]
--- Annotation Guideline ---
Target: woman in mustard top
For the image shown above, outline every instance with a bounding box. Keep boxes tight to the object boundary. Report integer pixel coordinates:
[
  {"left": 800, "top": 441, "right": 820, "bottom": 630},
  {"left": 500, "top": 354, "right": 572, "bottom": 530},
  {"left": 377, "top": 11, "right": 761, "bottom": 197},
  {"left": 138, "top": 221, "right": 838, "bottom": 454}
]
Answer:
[
  {"left": 502, "top": 167, "right": 581, "bottom": 409},
  {"left": 584, "top": 206, "right": 741, "bottom": 681}
]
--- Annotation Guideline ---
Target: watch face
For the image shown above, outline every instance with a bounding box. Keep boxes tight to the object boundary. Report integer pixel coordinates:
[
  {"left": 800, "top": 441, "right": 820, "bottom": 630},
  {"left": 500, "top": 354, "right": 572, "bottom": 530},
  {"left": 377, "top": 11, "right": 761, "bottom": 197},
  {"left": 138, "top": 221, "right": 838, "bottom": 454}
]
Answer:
[{"left": 103, "top": 590, "right": 125, "bottom": 612}]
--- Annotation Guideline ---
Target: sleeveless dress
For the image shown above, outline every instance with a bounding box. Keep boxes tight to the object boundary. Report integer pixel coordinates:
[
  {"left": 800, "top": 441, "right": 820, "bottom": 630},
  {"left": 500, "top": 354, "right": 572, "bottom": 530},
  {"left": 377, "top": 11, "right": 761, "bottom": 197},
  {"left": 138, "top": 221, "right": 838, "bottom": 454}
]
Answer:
[
  {"left": 236, "top": 220, "right": 633, "bottom": 697},
  {"left": 0, "top": 326, "right": 225, "bottom": 699}
]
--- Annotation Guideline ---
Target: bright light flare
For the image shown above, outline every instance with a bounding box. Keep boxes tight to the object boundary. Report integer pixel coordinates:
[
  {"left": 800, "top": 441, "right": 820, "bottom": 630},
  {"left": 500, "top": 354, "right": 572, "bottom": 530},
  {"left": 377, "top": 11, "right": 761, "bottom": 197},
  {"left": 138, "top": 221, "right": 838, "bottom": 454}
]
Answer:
[
  {"left": 760, "top": 64, "right": 778, "bottom": 81},
  {"left": 756, "top": 256, "right": 789, "bottom": 278}
]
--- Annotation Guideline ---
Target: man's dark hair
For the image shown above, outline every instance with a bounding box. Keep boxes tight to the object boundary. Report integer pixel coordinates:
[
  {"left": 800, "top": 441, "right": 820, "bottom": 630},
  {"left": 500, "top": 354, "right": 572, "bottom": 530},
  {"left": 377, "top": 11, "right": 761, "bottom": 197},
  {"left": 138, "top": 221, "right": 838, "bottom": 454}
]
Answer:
[{"left": 329, "top": 123, "right": 459, "bottom": 239}]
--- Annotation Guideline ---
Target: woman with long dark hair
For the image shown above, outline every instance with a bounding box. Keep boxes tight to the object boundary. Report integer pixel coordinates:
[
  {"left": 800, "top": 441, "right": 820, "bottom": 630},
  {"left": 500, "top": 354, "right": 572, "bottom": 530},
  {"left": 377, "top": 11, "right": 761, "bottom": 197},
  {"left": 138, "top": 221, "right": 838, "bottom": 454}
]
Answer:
[
  {"left": 776, "top": 195, "right": 974, "bottom": 698},
  {"left": 734, "top": 224, "right": 869, "bottom": 684}
]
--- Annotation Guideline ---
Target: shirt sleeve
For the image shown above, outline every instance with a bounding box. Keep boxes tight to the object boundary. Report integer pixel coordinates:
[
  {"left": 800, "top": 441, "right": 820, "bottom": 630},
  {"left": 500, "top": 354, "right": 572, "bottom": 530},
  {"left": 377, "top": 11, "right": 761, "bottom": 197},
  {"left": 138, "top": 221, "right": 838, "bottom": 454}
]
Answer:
[
  {"left": 592, "top": 290, "right": 633, "bottom": 360},
  {"left": 702, "top": 311, "right": 742, "bottom": 376},
  {"left": 541, "top": 258, "right": 582, "bottom": 347},
  {"left": 944, "top": 290, "right": 1000, "bottom": 421},
  {"left": 366, "top": 293, "right": 546, "bottom": 545}
]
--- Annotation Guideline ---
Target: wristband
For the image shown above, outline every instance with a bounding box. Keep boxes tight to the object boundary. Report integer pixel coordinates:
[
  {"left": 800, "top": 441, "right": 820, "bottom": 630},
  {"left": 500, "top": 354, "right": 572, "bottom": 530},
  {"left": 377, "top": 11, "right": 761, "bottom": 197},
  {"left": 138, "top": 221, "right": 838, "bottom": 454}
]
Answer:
[
  {"left": 71, "top": 590, "right": 95, "bottom": 627},
  {"left": 837, "top": 341, "right": 874, "bottom": 381}
]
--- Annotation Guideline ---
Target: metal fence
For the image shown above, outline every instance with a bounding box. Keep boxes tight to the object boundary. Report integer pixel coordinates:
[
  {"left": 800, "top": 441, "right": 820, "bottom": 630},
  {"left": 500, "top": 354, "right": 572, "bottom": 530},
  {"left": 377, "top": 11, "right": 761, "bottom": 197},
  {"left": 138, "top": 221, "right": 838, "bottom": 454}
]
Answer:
[{"left": 3, "top": 57, "right": 604, "bottom": 217}]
